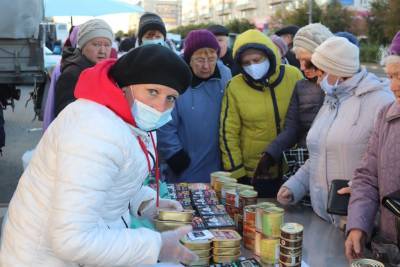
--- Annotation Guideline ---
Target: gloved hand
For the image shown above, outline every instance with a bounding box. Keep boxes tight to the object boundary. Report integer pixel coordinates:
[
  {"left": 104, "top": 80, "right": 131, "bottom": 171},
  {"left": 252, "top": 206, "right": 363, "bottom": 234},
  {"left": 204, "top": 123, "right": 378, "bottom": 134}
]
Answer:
[
  {"left": 253, "top": 153, "right": 275, "bottom": 182},
  {"left": 140, "top": 198, "right": 183, "bottom": 219},
  {"left": 166, "top": 149, "right": 191, "bottom": 176},
  {"left": 159, "top": 226, "right": 199, "bottom": 264}
]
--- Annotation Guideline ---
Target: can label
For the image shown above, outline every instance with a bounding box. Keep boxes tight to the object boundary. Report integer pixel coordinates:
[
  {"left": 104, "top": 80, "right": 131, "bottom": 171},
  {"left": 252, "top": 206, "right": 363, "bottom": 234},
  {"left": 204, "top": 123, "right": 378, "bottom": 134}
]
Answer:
[
  {"left": 244, "top": 207, "right": 256, "bottom": 226},
  {"left": 255, "top": 207, "right": 264, "bottom": 232},
  {"left": 262, "top": 210, "right": 283, "bottom": 238},
  {"left": 254, "top": 232, "right": 263, "bottom": 256},
  {"left": 260, "top": 238, "right": 280, "bottom": 264}
]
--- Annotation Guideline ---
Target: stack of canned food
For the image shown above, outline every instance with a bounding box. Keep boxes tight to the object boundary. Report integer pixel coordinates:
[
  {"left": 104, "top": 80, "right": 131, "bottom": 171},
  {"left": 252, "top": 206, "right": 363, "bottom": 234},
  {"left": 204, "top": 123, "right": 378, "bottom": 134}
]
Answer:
[
  {"left": 242, "top": 202, "right": 286, "bottom": 265},
  {"left": 181, "top": 235, "right": 213, "bottom": 266},
  {"left": 211, "top": 229, "right": 242, "bottom": 264},
  {"left": 154, "top": 209, "right": 194, "bottom": 232},
  {"left": 279, "top": 223, "right": 304, "bottom": 267}
]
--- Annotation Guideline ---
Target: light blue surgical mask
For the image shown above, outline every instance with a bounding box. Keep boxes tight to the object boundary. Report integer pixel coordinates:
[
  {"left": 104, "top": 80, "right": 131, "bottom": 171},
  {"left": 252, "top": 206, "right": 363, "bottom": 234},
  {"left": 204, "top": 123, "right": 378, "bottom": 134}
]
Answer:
[
  {"left": 320, "top": 75, "right": 339, "bottom": 95},
  {"left": 131, "top": 99, "right": 172, "bottom": 131},
  {"left": 243, "top": 59, "right": 270, "bottom": 80},
  {"left": 142, "top": 38, "right": 166, "bottom": 47}
]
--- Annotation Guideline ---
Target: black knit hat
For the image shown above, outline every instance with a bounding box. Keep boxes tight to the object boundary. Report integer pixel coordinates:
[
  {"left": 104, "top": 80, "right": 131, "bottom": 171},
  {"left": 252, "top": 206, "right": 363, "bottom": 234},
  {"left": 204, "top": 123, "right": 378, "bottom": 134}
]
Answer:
[
  {"left": 109, "top": 44, "right": 192, "bottom": 95},
  {"left": 275, "top": 25, "right": 300, "bottom": 37},
  {"left": 138, "top": 12, "right": 167, "bottom": 44},
  {"left": 207, "top": 25, "right": 229, "bottom": 36}
]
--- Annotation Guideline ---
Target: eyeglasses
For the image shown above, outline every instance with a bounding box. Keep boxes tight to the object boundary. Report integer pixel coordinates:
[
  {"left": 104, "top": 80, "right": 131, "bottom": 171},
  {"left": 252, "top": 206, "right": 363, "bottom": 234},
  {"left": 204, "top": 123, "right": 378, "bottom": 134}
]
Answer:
[{"left": 192, "top": 57, "right": 218, "bottom": 65}]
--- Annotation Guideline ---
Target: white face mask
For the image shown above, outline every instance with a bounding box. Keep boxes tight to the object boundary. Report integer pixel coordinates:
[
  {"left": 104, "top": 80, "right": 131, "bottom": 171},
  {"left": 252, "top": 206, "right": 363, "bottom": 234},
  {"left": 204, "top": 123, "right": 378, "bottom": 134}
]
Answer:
[
  {"left": 320, "top": 75, "right": 339, "bottom": 95},
  {"left": 142, "top": 38, "right": 165, "bottom": 47},
  {"left": 243, "top": 59, "right": 270, "bottom": 80},
  {"left": 131, "top": 99, "right": 172, "bottom": 131}
]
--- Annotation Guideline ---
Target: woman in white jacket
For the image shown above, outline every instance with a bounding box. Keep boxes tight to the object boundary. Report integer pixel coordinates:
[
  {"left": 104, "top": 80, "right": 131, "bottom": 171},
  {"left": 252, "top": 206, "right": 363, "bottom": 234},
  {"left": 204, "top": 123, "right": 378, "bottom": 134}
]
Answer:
[
  {"left": 277, "top": 37, "right": 395, "bottom": 226},
  {"left": 0, "top": 45, "right": 197, "bottom": 266}
]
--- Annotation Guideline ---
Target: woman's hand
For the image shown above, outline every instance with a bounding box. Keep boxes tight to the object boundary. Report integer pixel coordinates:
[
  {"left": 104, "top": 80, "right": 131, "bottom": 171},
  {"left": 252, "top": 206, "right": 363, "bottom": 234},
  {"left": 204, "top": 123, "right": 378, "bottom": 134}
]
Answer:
[
  {"left": 338, "top": 186, "right": 352, "bottom": 195},
  {"left": 277, "top": 186, "right": 293, "bottom": 205},
  {"left": 345, "top": 229, "right": 366, "bottom": 262}
]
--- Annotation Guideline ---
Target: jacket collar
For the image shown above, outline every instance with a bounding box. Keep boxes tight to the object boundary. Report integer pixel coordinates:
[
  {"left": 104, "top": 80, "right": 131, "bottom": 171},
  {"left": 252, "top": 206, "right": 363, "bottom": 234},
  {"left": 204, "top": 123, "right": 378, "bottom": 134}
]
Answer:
[{"left": 386, "top": 102, "right": 400, "bottom": 122}]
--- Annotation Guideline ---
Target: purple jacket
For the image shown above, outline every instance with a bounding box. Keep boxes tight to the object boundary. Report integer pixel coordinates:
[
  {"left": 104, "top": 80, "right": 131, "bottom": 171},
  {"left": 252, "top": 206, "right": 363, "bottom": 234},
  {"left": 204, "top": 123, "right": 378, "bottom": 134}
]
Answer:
[{"left": 347, "top": 102, "right": 400, "bottom": 245}]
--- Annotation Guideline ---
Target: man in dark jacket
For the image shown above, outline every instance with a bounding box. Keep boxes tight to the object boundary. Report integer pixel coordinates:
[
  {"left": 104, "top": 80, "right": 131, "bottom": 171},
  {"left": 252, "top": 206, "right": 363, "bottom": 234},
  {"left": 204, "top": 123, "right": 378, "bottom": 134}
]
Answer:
[
  {"left": 275, "top": 25, "right": 300, "bottom": 69},
  {"left": 253, "top": 23, "right": 333, "bottom": 180},
  {"left": 0, "top": 108, "right": 4, "bottom": 155},
  {"left": 207, "top": 25, "right": 240, "bottom": 76},
  {"left": 54, "top": 19, "right": 113, "bottom": 116}
]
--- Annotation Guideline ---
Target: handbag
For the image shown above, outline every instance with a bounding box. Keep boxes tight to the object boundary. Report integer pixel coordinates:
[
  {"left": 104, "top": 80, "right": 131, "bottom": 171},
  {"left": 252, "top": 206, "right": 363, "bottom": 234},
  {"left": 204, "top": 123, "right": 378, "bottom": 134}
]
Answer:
[
  {"left": 382, "top": 189, "right": 400, "bottom": 218},
  {"left": 327, "top": 179, "right": 350, "bottom": 216}
]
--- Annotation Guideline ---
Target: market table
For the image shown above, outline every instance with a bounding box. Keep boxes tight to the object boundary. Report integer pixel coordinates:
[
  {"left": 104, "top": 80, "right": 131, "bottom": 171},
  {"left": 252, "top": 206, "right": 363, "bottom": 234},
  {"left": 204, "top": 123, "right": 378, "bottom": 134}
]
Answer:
[{"left": 242, "top": 200, "right": 348, "bottom": 267}]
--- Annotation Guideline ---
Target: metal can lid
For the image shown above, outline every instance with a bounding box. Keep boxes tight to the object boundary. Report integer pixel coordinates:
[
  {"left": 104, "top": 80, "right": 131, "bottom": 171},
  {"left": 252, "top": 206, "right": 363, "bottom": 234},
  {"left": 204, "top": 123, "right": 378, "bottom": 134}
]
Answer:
[
  {"left": 211, "top": 171, "right": 232, "bottom": 177},
  {"left": 257, "top": 201, "right": 276, "bottom": 208},
  {"left": 222, "top": 182, "right": 238, "bottom": 189},
  {"left": 237, "top": 184, "right": 254, "bottom": 191},
  {"left": 265, "top": 206, "right": 284, "bottom": 213},
  {"left": 281, "top": 223, "right": 303, "bottom": 234},
  {"left": 239, "top": 189, "right": 258, "bottom": 198},
  {"left": 351, "top": 259, "right": 385, "bottom": 267}
]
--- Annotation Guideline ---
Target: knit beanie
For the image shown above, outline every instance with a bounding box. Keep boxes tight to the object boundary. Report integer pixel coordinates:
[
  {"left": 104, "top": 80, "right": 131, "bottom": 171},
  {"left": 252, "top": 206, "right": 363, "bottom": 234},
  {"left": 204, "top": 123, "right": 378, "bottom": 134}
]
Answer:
[
  {"left": 138, "top": 12, "right": 166, "bottom": 44},
  {"left": 389, "top": 31, "right": 400, "bottom": 55},
  {"left": 275, "top": 25, "right": 299, "bottom": 37},
  {"left": 271, "top": 34, "right": 288, "bottom": 57},
  {"left": 183, "top": 30, "right": 220, "bottom": 62},
  {"left": 293, "top": 23, "right": 333, "bottom": 53},
  {"left": 207, "top": 24, "right": 229, "bottom": 36},
  {"left": 109, "top": 44, "right": 192, "bottom": 94},
  {"left": 77, "top": 19, "right": 113, "bottom": 49},
  {"left": 335, "top": 31, "right": 359, "bottom": 47},
  {"left": 311, "top": 36, "right": 360, "bottom": 77}
]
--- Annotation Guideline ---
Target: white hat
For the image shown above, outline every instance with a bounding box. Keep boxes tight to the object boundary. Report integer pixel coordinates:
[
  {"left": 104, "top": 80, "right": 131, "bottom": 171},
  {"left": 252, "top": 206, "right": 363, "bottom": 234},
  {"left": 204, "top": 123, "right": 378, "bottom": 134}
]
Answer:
[
  {"left": 77, "top": 19, "right": 113, "bottom": 49},
  {"left": 311, "top": 36, "right": 360, "bottom": 77},
  {"left": 293, "top": 23, "right": 333, "bottom": 53}
]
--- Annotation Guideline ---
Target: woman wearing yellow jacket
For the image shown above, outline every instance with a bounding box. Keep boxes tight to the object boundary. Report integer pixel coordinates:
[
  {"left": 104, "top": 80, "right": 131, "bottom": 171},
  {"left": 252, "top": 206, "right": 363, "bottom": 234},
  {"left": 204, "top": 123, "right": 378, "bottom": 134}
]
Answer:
[{"left": 220, "top": 29, "right": 303, "bottom": 197}]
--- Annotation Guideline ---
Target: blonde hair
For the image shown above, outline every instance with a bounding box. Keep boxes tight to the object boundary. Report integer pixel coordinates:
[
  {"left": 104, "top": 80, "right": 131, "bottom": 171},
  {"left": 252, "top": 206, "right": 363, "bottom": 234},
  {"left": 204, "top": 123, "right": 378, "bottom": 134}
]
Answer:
[{"left": 385, "top": 55, "right": 400, "bottom": 66}]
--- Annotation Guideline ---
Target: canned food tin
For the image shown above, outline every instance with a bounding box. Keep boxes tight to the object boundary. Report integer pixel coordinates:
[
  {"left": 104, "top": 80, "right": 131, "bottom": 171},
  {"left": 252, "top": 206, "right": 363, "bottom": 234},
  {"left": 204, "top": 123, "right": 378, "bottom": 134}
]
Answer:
[
  {"left": 211, "top": 229, "right": 242, "bottom": 248},
  {"left": 210, "top": 171, "right": 232, "bottom": 189},
  {"left": 154, "top": 219, "right": 191, "bottom": 232},
  {"left": 243, "top": 236, "right": 255, "bottom": 251},
  {"left": 260, "top": 238, "right": 280, "bottom": 264},
  {"left": 181, "top": 236, "right": 212, "bottom": 250},
  {"left": 279, "top": 253, "right": 302, "bottom": 265},
  {"left": 226, "top": 189, "right": 238, "bottom": 206},
  {"left": 215, "top": 177, "right": 236, "bottom": 193},
  {"left": 279, "top": 261, "right": 301, "bottom": 267},
  {"left": 255, "top": 207, "right": 265, "bottom": 232},
  {"left": 237, "top": 184, "right": 254, "bottom": 192},
  {"left": 158, "top": 209, "right": 193, "bottom": 222},
  {"left": 213, "top": 253, "right": 241, "bottom": 263},
  {"left": 213, "top": 246, "right": 241, "bottom": 256},
  {"left": 281, "top": 223, "right": 303, "bottom": 240},
  {"left": 243, "top": 223, "right": 256, "bottom": 239},
  {"left": 351, "top": 259, "right": 385, "bottom": 267},
  {"left": 243, "top": 205, "right": 257, "bottom": 227},
  {"left": 189, "top": 256, "right": 211, "bottom": 266},
  {"left": 257, "top": 201, "right": 276, "bottom": 208},
  {"left": 239, "top": 190, "right": 258, "bottom": 209},
  {"left": 254, "top": 231, "right": 263, "bottom": 256},
  {"left": 280, "top": 237, "right": 302, "bottom": 248},
  {"left": 221, "top": 183, "right": 237, "bottom": 205},
  {"left": 280, "top": 245, "right": 302, "bottom": 256},
  {"left": 192, "top": 248, "right": 212, "bottom": 258},
  {"left": 262, "top": 207, "right": 284, "bottom": 238}
]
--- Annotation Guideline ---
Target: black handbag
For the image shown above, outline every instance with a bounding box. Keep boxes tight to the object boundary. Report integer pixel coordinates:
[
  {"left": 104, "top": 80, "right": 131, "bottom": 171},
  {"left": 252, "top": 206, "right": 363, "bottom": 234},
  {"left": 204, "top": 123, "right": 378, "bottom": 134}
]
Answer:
[
  {"left": 382, "top": 189, "right": 400, "bottom": 218},
  {"left": 327, "top": 179, "right": 350, "bottom": 216}
]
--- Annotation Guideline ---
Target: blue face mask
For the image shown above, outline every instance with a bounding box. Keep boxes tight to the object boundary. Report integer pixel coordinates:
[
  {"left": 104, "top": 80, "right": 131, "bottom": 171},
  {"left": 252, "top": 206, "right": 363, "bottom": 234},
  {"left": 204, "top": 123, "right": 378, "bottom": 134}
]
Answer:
[
  {"left": 142, "top": 38, "right": 165, "bottom": 47},
  {"left": 131, "top": 99, "right": 172, "bottom": 131},
  {"left": 320, "top": 75, "right": 339, "bottom": 95}
]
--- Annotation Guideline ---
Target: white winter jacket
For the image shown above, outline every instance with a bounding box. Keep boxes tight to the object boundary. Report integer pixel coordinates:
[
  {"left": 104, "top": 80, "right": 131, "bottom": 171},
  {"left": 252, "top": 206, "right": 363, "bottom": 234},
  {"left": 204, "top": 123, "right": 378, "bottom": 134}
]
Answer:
[
  {"left": 283, "top": 68, "right": 395, "bottom": 226},
  {"left": 0, "top": 99, "right": 162, "bottom": 266}
]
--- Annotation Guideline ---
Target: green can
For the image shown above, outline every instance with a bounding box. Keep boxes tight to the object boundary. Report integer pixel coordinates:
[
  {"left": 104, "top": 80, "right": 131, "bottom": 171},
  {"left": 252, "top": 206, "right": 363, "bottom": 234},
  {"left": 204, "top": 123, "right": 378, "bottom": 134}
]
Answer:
[{"left": 262, "top": 207, "right": 284, "bottom": 238}]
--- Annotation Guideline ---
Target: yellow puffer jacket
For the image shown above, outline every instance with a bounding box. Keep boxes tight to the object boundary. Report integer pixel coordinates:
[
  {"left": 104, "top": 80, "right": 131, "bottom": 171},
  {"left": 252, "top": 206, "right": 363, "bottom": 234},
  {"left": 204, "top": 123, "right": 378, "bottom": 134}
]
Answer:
[{"left": 219, "top": 30, "right": 303, "bottom": 179}]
